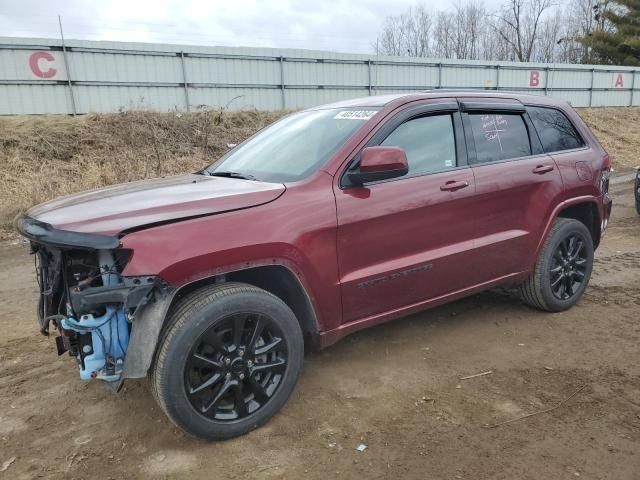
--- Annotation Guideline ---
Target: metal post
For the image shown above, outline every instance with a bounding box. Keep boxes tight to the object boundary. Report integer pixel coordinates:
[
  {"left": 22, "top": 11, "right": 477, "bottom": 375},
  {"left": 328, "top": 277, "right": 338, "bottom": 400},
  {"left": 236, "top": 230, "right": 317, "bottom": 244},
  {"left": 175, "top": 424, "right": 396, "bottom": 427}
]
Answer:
[
  {"left": 496, "top": 65, "right": 500, "bottom": 90},
  {"left": 279, "top": 57, "right": 286, "bottom": 109},
  {"left": 367, "top": 60, "right": 372, "bottom": 96},
  {"left": 630, "top": 70, "right": 636, "bottom": 107},
  {"left": 589, "top": 68, "right": 595, "bottom": 107},
  {"left": 437, "top": 63, "right": 442, "bottom": 89},
  {"left": 179, "top": 51, "right": 190, "bottom": 112},
  {"left": 544, "top": 66, "right": 549, "bottom": 96},
  {"left": 58, "top": 15, "right": 77, "bottom": 116}
]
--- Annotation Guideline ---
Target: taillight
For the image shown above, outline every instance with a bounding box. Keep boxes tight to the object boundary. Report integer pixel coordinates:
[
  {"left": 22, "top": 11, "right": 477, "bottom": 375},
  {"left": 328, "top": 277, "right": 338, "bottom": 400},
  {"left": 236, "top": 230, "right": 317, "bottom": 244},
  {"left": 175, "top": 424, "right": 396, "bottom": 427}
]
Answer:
[{"left": 599, "top": 153, "right": 612, "bottom": 194}]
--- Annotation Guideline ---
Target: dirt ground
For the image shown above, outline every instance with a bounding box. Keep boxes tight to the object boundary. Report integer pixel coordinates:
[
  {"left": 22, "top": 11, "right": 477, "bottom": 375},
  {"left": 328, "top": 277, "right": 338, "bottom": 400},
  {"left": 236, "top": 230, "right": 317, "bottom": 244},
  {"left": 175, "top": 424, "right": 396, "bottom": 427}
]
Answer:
[{"left": 0, "top": 179, "right": 639, "bottom": 480}]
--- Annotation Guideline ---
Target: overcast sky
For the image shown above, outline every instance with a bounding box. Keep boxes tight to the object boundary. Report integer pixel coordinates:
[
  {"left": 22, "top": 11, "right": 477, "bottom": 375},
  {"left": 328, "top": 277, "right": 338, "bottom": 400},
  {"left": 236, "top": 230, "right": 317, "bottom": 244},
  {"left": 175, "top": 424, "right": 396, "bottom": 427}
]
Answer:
[{"left": 0, "top": 0, "right": 500, "bottom": 54}]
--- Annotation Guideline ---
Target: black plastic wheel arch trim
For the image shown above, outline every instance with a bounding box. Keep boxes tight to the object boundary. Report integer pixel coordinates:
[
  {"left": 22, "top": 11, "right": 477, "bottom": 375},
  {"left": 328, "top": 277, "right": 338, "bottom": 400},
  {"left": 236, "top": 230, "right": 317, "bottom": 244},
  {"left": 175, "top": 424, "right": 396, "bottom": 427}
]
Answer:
[{"left": 17, "top": 216, "right": 119, "bottom": 250}]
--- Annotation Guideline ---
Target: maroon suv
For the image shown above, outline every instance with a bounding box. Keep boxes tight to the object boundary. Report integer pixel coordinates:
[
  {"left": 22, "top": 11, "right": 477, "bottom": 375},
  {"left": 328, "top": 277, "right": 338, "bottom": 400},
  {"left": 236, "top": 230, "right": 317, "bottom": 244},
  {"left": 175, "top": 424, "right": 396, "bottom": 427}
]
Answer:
[{"left": 18, "top": 92, "right": 612, "bottom": 439}]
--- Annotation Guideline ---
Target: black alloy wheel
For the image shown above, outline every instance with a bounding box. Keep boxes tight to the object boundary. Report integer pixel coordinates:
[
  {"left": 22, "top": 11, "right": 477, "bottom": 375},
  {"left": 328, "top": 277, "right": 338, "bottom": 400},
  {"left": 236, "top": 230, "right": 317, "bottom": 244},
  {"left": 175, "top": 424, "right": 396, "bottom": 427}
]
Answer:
[
  {"left": 184, "top": 313, "right": 288, "bottom": 421},
  {"left": 152, "top": 283, "right": 304, "bottom": 440},
  {"left": 549, "top": 233, "right": 588, "bottom": 300},
  {"left": 519, "top": 218, "right": 594, "bottom": 312}
]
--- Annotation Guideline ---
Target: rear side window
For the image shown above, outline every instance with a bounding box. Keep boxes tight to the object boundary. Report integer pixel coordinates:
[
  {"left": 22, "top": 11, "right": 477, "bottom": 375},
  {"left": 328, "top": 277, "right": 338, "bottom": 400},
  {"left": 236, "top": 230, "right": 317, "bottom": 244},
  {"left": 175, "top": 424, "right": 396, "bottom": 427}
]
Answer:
[
  {"left": 469, "top": 113, "right": 531, "bottom": 164},
  {"left": 380, "top": 114, "right": 456, "bottom": 175},
  {"left": 528, "top": 106, "right": 585, "bottom": 153}
]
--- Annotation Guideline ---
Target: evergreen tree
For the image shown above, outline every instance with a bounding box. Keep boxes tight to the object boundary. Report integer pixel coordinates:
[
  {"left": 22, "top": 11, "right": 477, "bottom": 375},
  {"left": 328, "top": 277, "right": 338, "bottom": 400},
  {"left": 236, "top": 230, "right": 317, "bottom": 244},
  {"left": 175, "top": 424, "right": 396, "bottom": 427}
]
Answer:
[{"left": 580, "top": 0, "right": 640, "bottom": 65}]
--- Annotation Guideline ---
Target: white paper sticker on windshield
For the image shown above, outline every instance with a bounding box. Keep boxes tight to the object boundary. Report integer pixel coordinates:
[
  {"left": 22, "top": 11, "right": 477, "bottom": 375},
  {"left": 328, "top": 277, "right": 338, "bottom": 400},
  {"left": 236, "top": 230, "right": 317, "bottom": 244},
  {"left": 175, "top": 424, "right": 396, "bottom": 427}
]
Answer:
[{"left": 334, "top": 110, "right": 377, "bottom": 120}]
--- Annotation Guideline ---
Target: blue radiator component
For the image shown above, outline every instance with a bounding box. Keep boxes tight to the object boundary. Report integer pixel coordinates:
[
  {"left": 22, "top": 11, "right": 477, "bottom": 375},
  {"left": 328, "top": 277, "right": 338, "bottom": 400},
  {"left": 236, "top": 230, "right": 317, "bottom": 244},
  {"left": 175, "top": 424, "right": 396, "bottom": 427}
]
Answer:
[
  {"left": 60, "top": 252, "right": 130, "bottom": 382},
  {"left": 62, "top": 307, "right": 129, "bottom": 382}
]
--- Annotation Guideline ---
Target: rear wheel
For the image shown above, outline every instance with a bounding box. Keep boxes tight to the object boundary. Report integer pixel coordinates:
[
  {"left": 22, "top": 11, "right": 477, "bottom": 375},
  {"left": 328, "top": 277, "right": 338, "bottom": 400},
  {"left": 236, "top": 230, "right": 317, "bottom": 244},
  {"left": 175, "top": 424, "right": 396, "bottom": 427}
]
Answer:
[
  {"left": 152, "top": 283, "right": 303, "bottom": 440},
  {"left": 519, "top": 218, "right": 594, "bottom": 312}
]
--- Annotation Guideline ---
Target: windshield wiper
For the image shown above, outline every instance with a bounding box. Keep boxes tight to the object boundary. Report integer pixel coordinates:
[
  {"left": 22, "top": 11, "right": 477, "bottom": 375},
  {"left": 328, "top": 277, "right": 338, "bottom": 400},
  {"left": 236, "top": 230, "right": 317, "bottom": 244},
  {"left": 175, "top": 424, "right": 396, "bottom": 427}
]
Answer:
[{"left": 205, "top": 171, "right": 258, "bottom": 181}]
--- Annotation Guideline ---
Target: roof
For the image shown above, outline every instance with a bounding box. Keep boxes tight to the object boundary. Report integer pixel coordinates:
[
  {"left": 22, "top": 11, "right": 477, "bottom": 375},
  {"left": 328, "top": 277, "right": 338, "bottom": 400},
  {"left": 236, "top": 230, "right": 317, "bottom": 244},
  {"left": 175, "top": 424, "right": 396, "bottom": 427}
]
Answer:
[
  {"left": 311, "top": 90, "right": 568, "bottom": 110},
  {"left": 310, "top": 94, "right": 412, "bottom": 109}
]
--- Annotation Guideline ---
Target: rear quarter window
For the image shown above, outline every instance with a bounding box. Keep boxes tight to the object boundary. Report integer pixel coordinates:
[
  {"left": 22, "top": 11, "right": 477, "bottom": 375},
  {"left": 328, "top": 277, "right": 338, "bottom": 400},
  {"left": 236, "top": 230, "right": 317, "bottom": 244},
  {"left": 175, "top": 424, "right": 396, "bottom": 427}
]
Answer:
[
  {"left": 469, "top": 113, "right": 531, "bottom": 164},
  {"left": 527, "top": 106, "right": 585, "bottom": 153}
]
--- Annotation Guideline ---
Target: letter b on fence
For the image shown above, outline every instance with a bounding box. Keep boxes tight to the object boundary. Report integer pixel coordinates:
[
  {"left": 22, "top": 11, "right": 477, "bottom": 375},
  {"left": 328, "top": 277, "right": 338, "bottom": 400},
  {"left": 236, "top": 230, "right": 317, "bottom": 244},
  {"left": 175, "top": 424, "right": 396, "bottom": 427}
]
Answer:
[{"left": 529, "top": 70, "right": 540, "bottom": 87}]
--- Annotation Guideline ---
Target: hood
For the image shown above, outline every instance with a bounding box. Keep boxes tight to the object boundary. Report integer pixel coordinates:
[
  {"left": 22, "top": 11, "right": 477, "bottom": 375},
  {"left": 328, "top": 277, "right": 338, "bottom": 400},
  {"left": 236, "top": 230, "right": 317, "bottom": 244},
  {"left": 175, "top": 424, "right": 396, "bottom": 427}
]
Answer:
[{"left": 27, "top": 174, "right": 285, "bottom": 235}]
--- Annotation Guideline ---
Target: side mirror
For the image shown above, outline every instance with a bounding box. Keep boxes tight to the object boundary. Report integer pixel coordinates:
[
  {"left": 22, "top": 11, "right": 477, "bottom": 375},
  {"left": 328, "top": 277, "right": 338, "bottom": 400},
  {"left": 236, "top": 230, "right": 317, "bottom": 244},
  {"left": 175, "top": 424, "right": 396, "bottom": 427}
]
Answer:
[{"left": 347, "top": 146, "right": 409, "bottom": 186}]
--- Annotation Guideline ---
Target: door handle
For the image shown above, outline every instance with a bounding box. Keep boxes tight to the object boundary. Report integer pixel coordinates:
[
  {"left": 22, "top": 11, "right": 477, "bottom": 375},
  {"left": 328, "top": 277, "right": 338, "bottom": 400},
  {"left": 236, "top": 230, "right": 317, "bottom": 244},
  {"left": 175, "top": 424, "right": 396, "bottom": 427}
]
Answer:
[
  {"left": 532, "top": 164, "right": 555, "bottom": 174},
  {"left": 440, "top": 180, "right": 470, "bottom": 192}
]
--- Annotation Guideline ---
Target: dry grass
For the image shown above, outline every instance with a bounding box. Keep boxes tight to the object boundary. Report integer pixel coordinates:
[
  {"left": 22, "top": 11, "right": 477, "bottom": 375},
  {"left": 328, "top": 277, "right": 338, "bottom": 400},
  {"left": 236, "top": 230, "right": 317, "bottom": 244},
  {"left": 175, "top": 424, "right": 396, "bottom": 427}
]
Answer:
[
  {"left": 0, "top": 109, "right": 285, "bottom": 236},
  {"left": 577, "top": 108, "right": 640, "bottom": 171},
  {"left": 1, "top": 107, "right": 638, "bottom": 238}
]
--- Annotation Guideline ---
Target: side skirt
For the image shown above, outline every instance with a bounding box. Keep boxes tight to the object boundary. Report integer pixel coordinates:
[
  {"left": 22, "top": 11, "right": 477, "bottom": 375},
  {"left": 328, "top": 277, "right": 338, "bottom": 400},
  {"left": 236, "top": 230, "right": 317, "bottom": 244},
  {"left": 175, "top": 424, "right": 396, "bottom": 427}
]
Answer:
[{"left": 319, "top": 271, "right": 528, "bottom": 348}]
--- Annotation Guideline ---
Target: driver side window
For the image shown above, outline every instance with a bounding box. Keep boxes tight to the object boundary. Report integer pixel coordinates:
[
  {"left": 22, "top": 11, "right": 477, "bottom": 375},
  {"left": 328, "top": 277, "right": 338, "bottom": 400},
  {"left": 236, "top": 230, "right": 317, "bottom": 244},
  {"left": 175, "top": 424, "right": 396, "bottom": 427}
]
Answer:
[{"left": 380, "top": 114, "right": 456, "bottom": 176}]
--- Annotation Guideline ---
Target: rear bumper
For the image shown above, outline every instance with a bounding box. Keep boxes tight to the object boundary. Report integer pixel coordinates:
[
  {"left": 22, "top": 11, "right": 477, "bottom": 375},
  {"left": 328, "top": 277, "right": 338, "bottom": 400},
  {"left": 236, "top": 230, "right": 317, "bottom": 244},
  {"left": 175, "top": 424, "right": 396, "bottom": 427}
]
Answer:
[{"left": 17, "top": 216, "right": 119, "bottom": 250}]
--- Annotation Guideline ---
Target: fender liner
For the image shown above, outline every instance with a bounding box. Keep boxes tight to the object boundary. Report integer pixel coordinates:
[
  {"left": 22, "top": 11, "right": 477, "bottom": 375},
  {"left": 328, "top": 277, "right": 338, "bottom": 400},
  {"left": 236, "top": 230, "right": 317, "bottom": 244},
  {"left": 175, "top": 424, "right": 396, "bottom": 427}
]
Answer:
[
  {"left": 121, "top": 262, "right": 321, "bottom": 379},
  {"left": 122, "top": 286, "right": 176, "bottom": 379}
]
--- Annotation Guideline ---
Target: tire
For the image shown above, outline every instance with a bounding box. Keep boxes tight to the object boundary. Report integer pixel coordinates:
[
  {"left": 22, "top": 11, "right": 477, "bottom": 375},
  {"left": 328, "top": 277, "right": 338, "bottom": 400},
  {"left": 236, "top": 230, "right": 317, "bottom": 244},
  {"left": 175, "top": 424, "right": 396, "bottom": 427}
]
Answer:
[
  {"left": 152, "top": 282, "right": 304, "bottom": 440},
  {"left": 519, "top": 218, "right": 594, "bottom": 312}
]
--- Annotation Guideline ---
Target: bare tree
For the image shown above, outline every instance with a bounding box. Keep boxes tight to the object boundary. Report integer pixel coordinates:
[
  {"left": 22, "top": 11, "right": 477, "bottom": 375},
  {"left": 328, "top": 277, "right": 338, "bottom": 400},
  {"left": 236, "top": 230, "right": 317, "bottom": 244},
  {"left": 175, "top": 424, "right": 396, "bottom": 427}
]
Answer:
[
  {"left": 374, "top": 5, "right": 432, "bottom": 57},
  {"left": 405, "top": 5, "right": 432, "bottom": 57},
  {"left": 563, "top": 0, "right": 617, "bottom": 63},
  {"left": 373, "top": 0, "right": 610, "bottom": 64},
  {"left": 433, "top": 11, "right": 455, "bottom": 58},
  {"left": 492, "top": 0, "right": 553, "bottom": 62},
  {"left": 376, "top": 15, "right": 405, "bottom": 56},
  {"left": 536, "top": 14, "right": 563, "bottom": 62},
  {"left": 451, "top": 1, "right": 487, "bottom": 59}
]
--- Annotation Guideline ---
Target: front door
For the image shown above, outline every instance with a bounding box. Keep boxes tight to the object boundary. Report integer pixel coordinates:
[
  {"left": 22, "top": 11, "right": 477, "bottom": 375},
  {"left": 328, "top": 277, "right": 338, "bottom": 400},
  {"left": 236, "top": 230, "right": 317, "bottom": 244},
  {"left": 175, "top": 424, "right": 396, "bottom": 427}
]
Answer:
[{"left": 334, "top": 106, "right": 478, "bottom": 324}]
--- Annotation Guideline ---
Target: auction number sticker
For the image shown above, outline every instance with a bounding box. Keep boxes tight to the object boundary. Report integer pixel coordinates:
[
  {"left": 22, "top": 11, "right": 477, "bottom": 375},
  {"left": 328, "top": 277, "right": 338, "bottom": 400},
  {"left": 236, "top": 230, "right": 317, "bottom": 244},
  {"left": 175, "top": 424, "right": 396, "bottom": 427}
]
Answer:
[{"left": 334, "top": 110, "right": 377, "bottom": 120}]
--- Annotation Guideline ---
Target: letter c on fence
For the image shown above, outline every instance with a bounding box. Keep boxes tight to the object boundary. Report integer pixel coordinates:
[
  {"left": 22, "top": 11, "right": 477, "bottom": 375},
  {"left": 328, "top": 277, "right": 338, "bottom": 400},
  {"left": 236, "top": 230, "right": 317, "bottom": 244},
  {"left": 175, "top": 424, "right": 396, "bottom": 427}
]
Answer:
[
  {"left": 29, "top": 51, "right": 57, "bottom": 79},
  {"left": 529, "top": 70, "right": 540, "bottom": 87}
]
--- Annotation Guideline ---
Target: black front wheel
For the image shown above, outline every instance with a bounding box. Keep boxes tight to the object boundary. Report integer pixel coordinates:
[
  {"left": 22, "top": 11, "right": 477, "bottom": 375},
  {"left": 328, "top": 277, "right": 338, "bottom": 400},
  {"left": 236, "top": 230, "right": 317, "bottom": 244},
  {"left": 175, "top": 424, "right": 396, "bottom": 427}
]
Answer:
[
  {"left": 519, "top": 218, "right": 594, "bottom": 312},
  {"left": 152, "top": 283, "right": 303, "bottom": 440}
]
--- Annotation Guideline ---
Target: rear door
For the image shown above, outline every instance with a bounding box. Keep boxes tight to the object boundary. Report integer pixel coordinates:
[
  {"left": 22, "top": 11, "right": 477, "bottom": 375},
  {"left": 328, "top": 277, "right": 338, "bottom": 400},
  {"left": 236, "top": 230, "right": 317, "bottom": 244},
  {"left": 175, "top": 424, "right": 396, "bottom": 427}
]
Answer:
[
  {"left": 460, "top": 99, "right": 564, "bottom": 280},
  {"left": 334, "top": 101, "right": 479, "bottom": 324},
  {"left": 526, "top": 105, "right": 597, "bottom": 198}
]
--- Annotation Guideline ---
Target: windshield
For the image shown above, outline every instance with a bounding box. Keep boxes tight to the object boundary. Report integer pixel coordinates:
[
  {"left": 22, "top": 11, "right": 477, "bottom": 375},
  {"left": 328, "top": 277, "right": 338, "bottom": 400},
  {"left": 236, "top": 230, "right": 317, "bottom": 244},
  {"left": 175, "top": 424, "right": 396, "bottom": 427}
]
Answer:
[{"left": 204, "top": 108, "right": 380, "bottom": 182}]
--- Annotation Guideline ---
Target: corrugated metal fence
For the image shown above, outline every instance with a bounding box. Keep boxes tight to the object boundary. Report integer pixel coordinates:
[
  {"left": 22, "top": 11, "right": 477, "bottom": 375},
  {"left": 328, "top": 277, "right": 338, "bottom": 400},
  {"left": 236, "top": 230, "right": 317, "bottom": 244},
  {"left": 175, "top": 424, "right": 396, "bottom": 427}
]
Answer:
[{"left": 1, "top": 36, "right": 639, "bottom": 114}]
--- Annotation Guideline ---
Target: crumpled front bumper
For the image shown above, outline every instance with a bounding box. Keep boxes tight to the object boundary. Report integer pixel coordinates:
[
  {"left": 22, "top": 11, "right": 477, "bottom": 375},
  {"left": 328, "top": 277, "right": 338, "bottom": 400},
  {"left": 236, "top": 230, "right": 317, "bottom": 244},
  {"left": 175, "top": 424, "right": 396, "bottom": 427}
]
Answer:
[
  {"left": 17, "top": 215, "right": 119, "bottom": 250},
  {"left": 17, "top": 215, "right": 177, "bottom": 383}
]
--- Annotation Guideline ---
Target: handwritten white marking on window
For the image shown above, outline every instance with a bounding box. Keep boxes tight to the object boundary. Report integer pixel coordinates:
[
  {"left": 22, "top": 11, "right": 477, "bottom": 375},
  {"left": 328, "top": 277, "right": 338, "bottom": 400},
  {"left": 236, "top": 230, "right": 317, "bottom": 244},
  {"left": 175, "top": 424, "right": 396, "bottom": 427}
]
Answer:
[{"left": 480, "top": 114, "right": 508, "bottom": 152}]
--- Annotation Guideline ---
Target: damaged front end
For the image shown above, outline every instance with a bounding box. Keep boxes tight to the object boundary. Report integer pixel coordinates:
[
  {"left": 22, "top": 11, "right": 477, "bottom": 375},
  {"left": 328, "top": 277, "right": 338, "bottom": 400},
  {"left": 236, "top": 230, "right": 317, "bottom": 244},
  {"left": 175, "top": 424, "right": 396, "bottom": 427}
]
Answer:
[{"left": 19, "top": 216, "right": 168, "bottom": 386}]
